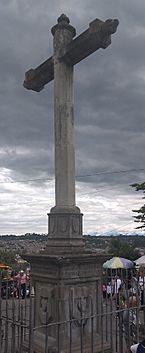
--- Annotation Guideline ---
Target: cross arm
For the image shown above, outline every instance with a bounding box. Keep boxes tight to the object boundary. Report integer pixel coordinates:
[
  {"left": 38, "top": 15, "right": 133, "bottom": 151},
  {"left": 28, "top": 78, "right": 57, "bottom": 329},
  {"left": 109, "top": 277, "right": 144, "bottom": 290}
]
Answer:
[
  {"left": 23, "top": 56, "right": 54, "bottom": 92},
  {"left": 61, "top": 18, "right": 119, "bottom": 65},
  {"left": 23, "top": 17, "right": 119, "bottom": 92}
]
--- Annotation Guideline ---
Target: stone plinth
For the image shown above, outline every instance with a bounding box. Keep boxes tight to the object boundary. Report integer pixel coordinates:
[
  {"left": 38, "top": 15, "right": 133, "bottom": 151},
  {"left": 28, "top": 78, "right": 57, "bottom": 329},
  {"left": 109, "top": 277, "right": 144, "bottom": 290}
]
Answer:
[
  {"left": 24, "top": 252, "right": 110, "bottom": 353},
  {"left": 45, "top": 207, "right": 85, "bottom": 254}
]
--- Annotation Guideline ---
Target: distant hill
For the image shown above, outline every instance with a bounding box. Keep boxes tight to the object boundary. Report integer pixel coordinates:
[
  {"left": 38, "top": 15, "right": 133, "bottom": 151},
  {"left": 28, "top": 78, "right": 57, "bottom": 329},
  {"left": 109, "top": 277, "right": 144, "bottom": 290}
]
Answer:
[{"left": 0, "top": 232, "right": 145, "bottom": 249}]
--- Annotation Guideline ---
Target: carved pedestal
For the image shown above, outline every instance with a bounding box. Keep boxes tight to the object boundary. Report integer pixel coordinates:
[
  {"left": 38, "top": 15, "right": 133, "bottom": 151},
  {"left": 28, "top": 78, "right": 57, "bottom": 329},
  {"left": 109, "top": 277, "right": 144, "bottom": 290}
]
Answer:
[
  {"left": 24, "top": 253, "right": 111, "bottom": 353},
  {"left": 45, "top": 208, "right": 85, "bottom": 254}
]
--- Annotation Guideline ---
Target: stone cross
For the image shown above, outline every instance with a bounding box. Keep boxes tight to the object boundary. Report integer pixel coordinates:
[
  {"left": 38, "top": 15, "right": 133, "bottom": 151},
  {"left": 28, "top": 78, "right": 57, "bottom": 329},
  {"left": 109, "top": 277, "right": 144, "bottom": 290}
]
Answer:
[{"left": 23, "top": 14, "right": 119, "bottom": 254}]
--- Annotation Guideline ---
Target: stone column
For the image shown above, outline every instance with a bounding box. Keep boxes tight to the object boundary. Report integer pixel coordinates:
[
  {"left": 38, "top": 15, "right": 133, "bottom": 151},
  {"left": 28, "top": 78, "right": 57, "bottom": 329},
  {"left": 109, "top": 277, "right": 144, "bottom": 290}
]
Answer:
[
  {"left": 45, "top": 15, "right": 84, "bottom": 254},
  {"left": 52, "top": 14, "right": 76, "bottom": 209}
]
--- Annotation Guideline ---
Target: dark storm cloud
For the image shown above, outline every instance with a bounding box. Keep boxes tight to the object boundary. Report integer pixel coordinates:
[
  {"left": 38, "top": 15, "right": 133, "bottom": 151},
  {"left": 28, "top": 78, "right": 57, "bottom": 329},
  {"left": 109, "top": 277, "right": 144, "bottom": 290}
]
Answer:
[
  {"left": 1, "top": 0, "right": 145, "bottom": 233},
  {"left": 73, "top": 2, "right": 145, "bottom": 189}
]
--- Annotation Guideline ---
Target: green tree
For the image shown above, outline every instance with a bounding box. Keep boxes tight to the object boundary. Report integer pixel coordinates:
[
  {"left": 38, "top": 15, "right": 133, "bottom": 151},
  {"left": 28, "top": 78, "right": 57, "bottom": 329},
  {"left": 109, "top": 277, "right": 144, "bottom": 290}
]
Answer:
[
  {"left": 0, "top": 250, "right": 16, "bottom": 267},
  {"left": 131, "top": 182, "right": 145, "bottom": 229},
  {"left": 109, "top": 237, "right": 140, "bottom": 261}
]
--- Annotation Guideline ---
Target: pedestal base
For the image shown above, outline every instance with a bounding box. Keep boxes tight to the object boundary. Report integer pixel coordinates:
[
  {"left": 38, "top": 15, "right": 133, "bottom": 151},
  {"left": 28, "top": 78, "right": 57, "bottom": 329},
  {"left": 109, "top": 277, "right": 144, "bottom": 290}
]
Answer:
[
  {"left": 45, "top": 207, "right": 85, "bottom": 254},
  {"left": 24, "top": 252, "right": 111, "bottom": 353}
]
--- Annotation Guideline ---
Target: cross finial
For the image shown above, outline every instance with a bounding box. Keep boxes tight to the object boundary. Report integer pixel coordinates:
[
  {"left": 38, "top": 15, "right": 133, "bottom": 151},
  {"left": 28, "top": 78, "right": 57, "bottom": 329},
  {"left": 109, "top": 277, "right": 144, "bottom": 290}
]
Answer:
[
  {"left": 57, "top": 14, "right": 70, "bottom": 24},
  {"left": 51, "top": 14, "right": 76, "bottom": 37}
]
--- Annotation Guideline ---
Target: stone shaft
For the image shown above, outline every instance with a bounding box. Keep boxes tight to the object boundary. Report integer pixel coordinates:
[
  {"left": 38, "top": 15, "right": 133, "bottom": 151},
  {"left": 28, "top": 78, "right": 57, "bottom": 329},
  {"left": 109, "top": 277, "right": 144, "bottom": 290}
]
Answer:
[
  {"left": 45, "top": 16, "right": 84, "bottom": 253},
  {"left": 52, "top": 16, "right": 76, "bottom": 209}
]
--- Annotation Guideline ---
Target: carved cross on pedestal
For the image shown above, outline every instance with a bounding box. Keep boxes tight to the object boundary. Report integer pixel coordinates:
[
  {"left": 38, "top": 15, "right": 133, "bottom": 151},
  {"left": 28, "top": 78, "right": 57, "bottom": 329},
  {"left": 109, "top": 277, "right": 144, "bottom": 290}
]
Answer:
[{"left": 23, "top": 14, "right": 119, "bottom": 254}]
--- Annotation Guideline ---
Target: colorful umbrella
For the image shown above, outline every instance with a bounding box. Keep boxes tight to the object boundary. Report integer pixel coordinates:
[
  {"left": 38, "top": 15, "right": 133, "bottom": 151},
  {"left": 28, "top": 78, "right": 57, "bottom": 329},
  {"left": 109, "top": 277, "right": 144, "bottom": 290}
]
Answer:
[
  {"left": 103, "top": 257, "right": 134, "bottom": 269},
  {"left": 134, "top": 255, "right": 145, "bottom": 266}
]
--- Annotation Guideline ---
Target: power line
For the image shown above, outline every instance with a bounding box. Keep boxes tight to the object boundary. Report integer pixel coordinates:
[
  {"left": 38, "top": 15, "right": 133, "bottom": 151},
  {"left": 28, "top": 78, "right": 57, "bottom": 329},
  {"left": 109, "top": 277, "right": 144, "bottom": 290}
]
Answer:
[
  {"left": 0, "top": 167, "right": 145, "bottom": 184},
  {"left": 77, "top": 168, "right": 145, "bottom": 178},
  {"left": 0, "top": 177, "right": 54, "bottom": 184},
  {"left": 107, "top": 221, "right": 137, "bottom": 233}
]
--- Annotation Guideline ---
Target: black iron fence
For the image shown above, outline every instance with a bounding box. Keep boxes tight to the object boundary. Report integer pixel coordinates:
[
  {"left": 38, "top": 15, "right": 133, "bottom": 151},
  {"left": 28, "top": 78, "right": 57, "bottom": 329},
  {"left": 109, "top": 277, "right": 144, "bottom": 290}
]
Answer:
[{"left": 0, "top": 269, "right": 145, "bottom": 353}]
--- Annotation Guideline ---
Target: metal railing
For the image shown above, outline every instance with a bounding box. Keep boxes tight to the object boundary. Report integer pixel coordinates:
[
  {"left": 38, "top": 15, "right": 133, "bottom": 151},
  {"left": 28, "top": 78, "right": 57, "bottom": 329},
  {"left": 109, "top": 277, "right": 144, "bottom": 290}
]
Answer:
[{"left": 0, "top": 269, "right": 145, "bottom": 353}]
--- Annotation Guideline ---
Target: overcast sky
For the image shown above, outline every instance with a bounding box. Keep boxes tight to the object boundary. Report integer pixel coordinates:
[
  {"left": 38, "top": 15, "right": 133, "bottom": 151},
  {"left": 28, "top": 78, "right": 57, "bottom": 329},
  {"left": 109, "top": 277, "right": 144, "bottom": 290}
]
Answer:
[{"left": 0, "top": 0, "right": 145, "bottom": 235}]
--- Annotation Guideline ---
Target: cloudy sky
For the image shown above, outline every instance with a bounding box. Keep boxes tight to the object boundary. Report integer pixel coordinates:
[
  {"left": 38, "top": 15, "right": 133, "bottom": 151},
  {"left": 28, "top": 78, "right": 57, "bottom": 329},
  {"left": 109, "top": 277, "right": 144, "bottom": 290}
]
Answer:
[{"left": 1, "top": 0, "right": 145, "bottom": 235}]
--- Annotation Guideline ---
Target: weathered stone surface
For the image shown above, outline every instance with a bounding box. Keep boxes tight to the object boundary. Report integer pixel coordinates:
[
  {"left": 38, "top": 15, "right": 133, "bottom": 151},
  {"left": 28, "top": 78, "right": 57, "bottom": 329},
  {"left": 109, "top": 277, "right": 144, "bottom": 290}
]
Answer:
[
  {"left": 23, "top": 16, "right": 119, "bottom": 92},
  {"left": 23, "top": 14, "right": 119, "bottom": 254},
  {"left": 24, "top": 252, "right": 109, "bottom": 353},
  {"left": 22, "top": 331, "right": 57, "bottom": 353},
  {"left": 61, "top": 18, "right": 119, "bottom": 65},
  {"left": 23, "top": 56, "right": 54, "bottom": 92},
  {"left": 23, "top": 13, "right": 118, "bottom": 353},
  {"left": 45, "top": 210, "right": 84, "bottom": 254}
]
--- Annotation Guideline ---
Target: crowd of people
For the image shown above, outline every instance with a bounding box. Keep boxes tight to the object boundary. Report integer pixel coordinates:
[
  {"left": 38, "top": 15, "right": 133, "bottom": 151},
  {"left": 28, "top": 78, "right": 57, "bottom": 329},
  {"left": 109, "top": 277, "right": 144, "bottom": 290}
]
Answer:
[
  {"left": 1, "top": 268, "right": 30, "bottom": 299},
  {"left": 102, "top": 269, "right": 145, "bottom": 352}
]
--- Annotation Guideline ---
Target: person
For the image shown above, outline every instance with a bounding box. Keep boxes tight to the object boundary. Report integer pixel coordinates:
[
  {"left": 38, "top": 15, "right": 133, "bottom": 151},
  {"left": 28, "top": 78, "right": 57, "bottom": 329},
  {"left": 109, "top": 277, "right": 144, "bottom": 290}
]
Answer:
[
  {"left": 129, "top": 323, "right": 145, "bottom": 352},
  {"left": 106, "top": 281, "right": 112, "bottom": 299},
  {"left": 113, "top": 275, "right": 122, "bottom": 310},
  {"left": 139, "top": 270, "right": 145, "bottom": 307},
  {"left": 113, "top": 275, "right": 122, "bottom": 295},
  {"left": 126, "top": 339, "right": 145, "bottom": 352},
  {"left": 15, "top": 270, "right": 27, "bottom": 299},
  {"left": 102, "top": 283, "right": 106, "bottom": 300},
  {"left": 11, "top": 270, "right": 18, "bottom": 298},
  {"left": 26, "top": 269, "right": 30, "bottom": 297},
  {"left": 115, "top": 282, "right": 126, "bottom": 332},
  {"left": 123, "top": 295, "right": 140, "bottom": 350},
  {"left": 20, "top": 270, "right": 27, "bottom": 299}
]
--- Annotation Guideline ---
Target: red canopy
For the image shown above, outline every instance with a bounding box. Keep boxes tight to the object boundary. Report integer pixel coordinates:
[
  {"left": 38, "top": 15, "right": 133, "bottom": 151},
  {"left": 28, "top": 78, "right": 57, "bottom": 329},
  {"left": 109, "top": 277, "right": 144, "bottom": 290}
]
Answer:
[{"left": 0, "top": 263, "right": 11, "bottom": 269}]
